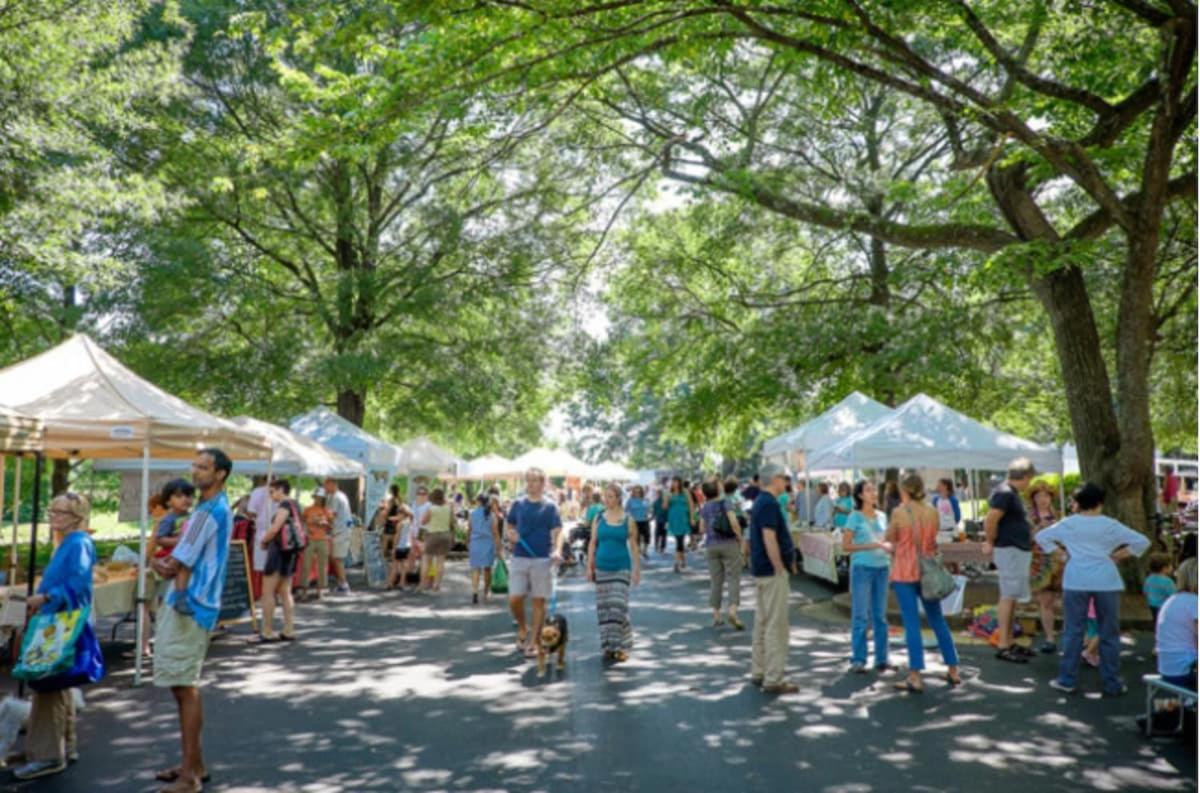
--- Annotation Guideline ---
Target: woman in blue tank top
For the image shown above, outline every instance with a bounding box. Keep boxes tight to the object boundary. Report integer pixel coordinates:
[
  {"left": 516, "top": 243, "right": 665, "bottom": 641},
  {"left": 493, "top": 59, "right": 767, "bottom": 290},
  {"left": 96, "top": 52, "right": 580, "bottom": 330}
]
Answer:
[{"left": 587, "top": 483, "right": 642, "bottom": 663}]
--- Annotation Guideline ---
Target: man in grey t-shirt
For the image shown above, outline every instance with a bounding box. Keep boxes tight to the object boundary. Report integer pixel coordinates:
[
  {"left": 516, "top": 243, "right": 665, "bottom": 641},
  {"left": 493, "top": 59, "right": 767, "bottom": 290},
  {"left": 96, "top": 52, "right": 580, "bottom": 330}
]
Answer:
[
  {"left": 984, "top": 458, "right": 1036, "bottom": 663},
  {"left": 323, "top": 477, "right": 354, "bottom": 594}
]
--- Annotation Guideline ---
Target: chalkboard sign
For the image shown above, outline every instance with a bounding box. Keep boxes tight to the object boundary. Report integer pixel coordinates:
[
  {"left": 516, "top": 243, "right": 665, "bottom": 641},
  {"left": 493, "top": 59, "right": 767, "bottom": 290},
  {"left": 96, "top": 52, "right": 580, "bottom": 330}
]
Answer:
[
  {"left": 362, "top": 531, "right": 387, "bottom": 589},
  {"left": 218, "top": 540, "right": 257, "bottom": 632}
]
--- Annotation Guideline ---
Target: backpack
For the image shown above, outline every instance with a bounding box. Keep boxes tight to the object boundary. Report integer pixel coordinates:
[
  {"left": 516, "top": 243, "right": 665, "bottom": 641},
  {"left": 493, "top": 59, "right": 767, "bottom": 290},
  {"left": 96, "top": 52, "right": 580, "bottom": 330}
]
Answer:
[
  {"left": 712, "top": 499, "right": 739, "bottom": 540},
  {"left": 278, "top": 499, "right": 309, "bottom": 552}
]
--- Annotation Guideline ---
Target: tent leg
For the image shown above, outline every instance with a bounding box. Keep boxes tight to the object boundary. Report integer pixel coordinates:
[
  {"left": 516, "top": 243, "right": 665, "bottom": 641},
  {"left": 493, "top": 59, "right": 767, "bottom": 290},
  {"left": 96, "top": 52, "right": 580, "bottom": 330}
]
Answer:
[
  {"left": 0, "top": 457, "right": 5, "bottom": 585},
  {"left": 8, "top": 456, "right": 19, "bottom": 586},
  {"left": 134, "top": 442, "right": 149, "bottom": 687},
  {"left": 26, "top": 454, "right": 43, "bottom": 598}
]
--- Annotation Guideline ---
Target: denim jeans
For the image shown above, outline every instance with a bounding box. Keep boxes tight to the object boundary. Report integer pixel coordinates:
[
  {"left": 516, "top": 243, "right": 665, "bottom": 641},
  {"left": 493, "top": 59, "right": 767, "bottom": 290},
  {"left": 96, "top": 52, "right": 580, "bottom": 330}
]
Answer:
[
  {"left": 891, "top": 581, "right": 959, "bottom": 671},
  {"left": 850, "top": 565, "right": 889, "bottom": 666},
  {"left": 1059, "top": 589, "right": 1122, "bottom": 691}
]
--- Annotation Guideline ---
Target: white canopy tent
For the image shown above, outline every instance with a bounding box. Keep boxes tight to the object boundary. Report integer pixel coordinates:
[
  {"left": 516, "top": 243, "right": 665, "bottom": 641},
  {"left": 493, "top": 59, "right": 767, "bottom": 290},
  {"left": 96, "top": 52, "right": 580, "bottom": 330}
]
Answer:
[
  {"left": 0, "top": 334, "right": 272, "bottom": 685},
  {"left": 289, "top": 406, "right": 403, "bottom": 520},
  {"left": 762, "top": 391, "right": 893, "bottom": 469},
  {"left": 457, "top": 454, "right": 519, "bottom": 480},
  {"left": 92, "top": 416, "right": 365, "bottom": 479},
  {"left": 396, "top": 436, "right": 458, "bottom": 476},
  {"left": 510, "top": 447, "right": 594, "bottom": 479},
  {"left": 807, "top": 393, "right": 1063, "bottom": 473},
  {"left": 589, "top": 460, "right": 638, "bottom": 481}
]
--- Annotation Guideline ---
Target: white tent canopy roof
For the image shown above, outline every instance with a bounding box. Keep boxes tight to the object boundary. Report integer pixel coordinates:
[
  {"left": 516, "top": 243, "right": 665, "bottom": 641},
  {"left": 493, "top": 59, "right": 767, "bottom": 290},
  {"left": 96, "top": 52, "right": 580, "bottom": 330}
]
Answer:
[
  {"left": 807, "top": 393, "right": 1063, "bottom": 473},
  {"left": 763, "top": 392, "right": 892, "bottom": 460},
  {"left": 589, "top": 460, "right": 637, "bottom": 481},
  {"left": 83, "top": 420, "right": 367, "bottom": 478},
  {"left": 0, "top": 404, "right": 44, "bottom": 453},
  {"left": 458, "top": 454, "right": 518, "bottom": 479},
  {"left": 288, "top": 406, "right": 402, "bottom": 472},
  {"left": 92, "top": 416, "right": 367, "bottom": 477},
  {"left": 0, "top": 334, "right": 270, "bottom": 459},
  {"left": 395, "top": 436, "right": 458, "bottom": 475},
  {"left": 510, "top": 447, "right": 594, "bottom": 478}
]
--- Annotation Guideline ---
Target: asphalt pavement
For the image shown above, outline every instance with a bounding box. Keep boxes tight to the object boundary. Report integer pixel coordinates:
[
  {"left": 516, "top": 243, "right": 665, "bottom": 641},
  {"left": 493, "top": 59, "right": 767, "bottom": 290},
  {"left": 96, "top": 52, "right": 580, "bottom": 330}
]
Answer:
[{"left": 5, "top": 549, "right": 1195, "bottom": 792}]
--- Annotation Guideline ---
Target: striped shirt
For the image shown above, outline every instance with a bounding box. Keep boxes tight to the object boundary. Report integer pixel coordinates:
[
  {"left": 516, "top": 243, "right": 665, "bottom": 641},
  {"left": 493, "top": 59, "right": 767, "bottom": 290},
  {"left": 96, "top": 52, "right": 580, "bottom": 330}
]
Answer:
[{"left": 167, "top": 491, "right": 232, "bottom": 631}]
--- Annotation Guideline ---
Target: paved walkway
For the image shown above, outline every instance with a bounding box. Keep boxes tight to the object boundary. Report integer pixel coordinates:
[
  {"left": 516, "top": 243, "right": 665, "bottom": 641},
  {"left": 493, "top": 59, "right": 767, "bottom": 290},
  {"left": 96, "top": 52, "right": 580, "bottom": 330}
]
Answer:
[{"left": 8, "top": 552, "right": 1196, "bottom": 792}]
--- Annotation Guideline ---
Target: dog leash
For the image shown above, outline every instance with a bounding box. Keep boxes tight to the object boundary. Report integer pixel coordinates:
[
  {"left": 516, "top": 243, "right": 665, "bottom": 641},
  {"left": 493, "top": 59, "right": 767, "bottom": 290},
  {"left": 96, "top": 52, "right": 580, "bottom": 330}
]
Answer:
[{"left": 515, "top": 534, "right": 559, "bottom": 617}]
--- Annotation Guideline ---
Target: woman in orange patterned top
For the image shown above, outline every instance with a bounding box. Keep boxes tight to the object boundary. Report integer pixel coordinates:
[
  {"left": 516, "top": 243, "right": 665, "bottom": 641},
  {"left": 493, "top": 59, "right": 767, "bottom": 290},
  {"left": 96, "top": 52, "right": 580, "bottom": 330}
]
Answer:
[{"left": 886, "top": 473, "right": 961, "bottom": 693}]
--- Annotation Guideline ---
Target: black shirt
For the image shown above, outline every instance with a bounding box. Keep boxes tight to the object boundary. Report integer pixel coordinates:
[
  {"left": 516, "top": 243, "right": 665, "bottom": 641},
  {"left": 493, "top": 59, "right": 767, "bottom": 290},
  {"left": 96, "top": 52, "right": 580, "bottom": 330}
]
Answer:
[{"left": 989, "top": 482, "right": 1032, "bottom": 550}]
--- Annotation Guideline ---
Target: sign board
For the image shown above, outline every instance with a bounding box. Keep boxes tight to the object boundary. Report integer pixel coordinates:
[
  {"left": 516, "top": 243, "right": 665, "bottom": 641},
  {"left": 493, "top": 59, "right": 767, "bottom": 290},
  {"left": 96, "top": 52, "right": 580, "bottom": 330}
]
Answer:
[
  {"left": 364, "top": 470, "right": 391, "bottom": 523},
  {"left": 218, "top": 540, "right": 257, "bottom": 631},
  {"left": 362, "top": 531, "right": 387, "bottom": 589}
]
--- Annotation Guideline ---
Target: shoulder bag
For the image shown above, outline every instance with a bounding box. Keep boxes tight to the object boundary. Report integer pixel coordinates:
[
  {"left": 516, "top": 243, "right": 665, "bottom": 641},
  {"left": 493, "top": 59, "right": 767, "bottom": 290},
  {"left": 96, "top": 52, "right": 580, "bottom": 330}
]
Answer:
[{"left": 908, "top": 505, "right": 956, "bottom": 600}]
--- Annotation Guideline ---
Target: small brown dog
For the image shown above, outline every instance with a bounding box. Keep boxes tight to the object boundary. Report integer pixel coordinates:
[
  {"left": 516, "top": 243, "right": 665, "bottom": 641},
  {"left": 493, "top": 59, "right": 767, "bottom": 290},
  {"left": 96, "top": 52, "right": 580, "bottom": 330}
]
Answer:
[{"left": 537, "top": 613, "right": 569, "bottom": 678}]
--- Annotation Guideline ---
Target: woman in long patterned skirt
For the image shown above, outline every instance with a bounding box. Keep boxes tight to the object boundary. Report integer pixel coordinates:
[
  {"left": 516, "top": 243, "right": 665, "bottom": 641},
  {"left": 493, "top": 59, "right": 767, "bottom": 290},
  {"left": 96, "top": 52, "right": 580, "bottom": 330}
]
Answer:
[{"left": 587, "top": 483, "right": 642, "bottom": 662}]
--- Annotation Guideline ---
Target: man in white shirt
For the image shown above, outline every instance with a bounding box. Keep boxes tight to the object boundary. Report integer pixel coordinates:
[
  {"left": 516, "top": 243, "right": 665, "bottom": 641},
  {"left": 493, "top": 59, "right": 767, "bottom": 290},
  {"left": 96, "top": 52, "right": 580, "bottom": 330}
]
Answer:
[{"left": 323, "top": 477, "right": 354, "bottom": 594}]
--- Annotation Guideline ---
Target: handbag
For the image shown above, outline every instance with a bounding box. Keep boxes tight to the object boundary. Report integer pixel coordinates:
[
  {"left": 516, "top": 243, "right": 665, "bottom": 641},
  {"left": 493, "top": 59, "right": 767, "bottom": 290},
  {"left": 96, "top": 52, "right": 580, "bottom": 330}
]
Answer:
[
  {"left": 30, "top": 622, "right": 105, "bottom": 692},
  {"left": 491, "top": 557, "right": 509, "bottom": 594},
  {"left": 908, "top": 506, "right": 957, "bottom": 601},
  {"left": 13, "top": 605, "right": 105, "bottom": 689}
]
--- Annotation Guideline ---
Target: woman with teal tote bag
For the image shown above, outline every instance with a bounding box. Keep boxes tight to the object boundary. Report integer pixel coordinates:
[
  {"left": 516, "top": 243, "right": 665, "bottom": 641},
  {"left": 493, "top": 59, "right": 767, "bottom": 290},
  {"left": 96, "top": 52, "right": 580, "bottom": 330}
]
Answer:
[{"left": 12, "top": 492, "right": 103, "bottom": 781}]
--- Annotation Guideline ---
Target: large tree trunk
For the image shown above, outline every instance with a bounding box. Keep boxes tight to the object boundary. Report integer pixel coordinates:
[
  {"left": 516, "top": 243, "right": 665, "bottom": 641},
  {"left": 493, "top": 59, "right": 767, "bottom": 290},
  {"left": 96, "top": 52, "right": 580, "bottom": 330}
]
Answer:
[{"left": 336, "top": 389, "right": 365, "bottom": 428}]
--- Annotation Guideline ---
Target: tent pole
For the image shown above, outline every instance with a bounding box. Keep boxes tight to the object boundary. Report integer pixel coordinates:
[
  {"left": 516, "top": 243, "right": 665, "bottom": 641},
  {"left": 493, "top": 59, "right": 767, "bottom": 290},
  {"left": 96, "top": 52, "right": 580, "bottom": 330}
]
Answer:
[
  {"left": 9, "top": 456, "right": 20, "bottom": 585},
  {"left": 134, "top": 439, "right": 149, "bottom": 687},
  {"left": 26, "top": 453, "right": 43, "bottom": 598},
  {"left": 0, "top": 457, "right": 6, "bottom": 585},
  {"left": 969, "top": 469, "right": 977, "bottom": 521}
]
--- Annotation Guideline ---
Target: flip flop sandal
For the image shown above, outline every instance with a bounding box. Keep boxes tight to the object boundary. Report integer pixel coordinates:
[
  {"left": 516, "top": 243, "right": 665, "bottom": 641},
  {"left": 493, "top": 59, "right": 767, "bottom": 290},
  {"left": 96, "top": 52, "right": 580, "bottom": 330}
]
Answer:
[
  {"left": 155, "top": 768, "right": 211, "bottom": 783},
  {"left": 944, "top": 673, "right": 963, "bottom": 687},
  {"left": 893, "top": 679, "right": 924, "bottom": 693},
  {"left": 1012, "top": 644, "right": 1037, "bottom": 658},
  {"left": 279, "top": 634, "right": 296, "bottom": 642},
  {"left": 523, "top": 645, "right": 538, "bottom": 659}
]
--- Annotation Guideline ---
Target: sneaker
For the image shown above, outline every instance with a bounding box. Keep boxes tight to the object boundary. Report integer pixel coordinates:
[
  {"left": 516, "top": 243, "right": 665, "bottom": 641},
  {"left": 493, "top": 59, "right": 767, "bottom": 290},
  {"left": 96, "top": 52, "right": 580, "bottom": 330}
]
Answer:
[
  {"left": 336, "top": 583, "right": 351, "bottom": 594},
  {"left": 1037, "top": 640, "right": 1057, "bottom": 654},
  {"left": 850, "top": 662, "right": 867, "bottom": 674},
  {"left": 13, "top": 759, "right": 67, "bottom": 780},
  {"left": 1102, "top": 684, "right": 1129, "bottom": 698},
  {"left": 763, "top": 682, "right": 800, "bottom": 695},
  {"left": 1048, "top": 679, "right": 1076, "bottom": 694}
]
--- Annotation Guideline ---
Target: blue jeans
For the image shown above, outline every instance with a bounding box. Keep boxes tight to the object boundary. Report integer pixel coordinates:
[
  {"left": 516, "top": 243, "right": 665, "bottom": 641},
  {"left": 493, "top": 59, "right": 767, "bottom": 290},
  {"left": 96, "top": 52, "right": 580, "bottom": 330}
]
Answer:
[
  {"left": 850, "top": 565, "right": 889, "bottom": 666},
  {"left": 1059, "top": 589, "right": 1121, "bottom": 691},
  {"left": 891, "top": 581, "right": 959, "bottom": 671}
]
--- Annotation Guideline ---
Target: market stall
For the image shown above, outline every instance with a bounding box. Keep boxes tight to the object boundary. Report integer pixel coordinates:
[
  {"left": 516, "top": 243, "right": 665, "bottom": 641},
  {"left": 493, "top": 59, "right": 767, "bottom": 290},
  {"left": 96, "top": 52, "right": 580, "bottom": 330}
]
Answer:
[
  {"left": 0, "top": 334, "right": 272, "bottom": 684},
  {"left": 289, "top": 406, "right": 402, "bottom": 520}
]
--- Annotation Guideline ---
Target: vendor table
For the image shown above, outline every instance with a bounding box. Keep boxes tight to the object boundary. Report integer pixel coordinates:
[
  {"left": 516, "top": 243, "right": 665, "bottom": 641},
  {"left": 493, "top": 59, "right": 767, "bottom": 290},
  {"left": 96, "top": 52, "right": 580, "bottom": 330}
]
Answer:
[
  {"left": 794, "top": 530, "right": 844, "bottom": 585},
  {"left": 935, "top": 540, "right": 991, "bottom": 566}
]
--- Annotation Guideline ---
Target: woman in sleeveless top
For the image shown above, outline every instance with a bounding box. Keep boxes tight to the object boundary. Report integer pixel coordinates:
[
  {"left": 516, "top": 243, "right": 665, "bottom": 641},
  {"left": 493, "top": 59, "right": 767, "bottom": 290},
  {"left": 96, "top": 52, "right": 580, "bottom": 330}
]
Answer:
[
  {"left": 421, "top": 488, "right": 457, "bottom": 592},
  {"left": 886, "top": 474, "right": 961, "bottom": 692},
  {"left": 588, "top": 483, "right": 642, "bottom": 663},
  {"left": 468, "top": 494, "right": 501, "bottom": 604}
]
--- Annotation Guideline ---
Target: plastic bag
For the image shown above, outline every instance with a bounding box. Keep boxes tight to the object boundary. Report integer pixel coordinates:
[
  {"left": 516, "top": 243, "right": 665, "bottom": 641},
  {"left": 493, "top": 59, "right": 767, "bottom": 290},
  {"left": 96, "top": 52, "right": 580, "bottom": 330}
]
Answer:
[
  {"left": 111, "top": 545, "right": 140, "bottom": 565},
  {"left": 0, "top": 697, "right": 31, "bottom": 762},
  {"left": 939, "top": 575, "right": 968, "bottom": 616},
  {"left": 491, "top": 558, "right": 509, "bottom": 594}
]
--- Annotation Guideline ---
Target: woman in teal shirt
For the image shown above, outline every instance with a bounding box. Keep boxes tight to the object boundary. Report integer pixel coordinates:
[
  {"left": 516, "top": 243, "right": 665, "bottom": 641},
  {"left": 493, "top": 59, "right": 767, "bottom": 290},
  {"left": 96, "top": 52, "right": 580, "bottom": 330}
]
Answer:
[
  {"left": 834, "top": 482, "right": 854, "bottom": 529},
  {"left": 661, "top": 477, "right": 695, "bottom": 573},
  {"left": 841, "top": 480, "right": 893, "bottom": 673},
  {"left": 588, "top": 483, "right": 641, "bottom": 663}
]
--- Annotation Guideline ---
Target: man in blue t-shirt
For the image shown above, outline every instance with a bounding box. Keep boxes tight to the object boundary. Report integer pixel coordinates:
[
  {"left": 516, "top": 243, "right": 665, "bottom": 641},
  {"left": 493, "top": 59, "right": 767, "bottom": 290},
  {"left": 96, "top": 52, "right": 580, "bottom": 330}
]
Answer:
[
  {"left": 505, "top": 467, "right": 563, "bottom": 658},
  {"left": 749, "top": 463, "right": 798, "bottom": 694},
  {"left": 151, "top": 448, "right": 234, "bottom": 793}
]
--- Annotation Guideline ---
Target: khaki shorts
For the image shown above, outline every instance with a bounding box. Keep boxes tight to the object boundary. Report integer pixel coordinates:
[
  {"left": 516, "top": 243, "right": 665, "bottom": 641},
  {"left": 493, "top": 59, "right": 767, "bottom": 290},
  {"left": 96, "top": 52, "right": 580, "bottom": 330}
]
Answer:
[
  {"left": 153, "top": 606, "right": 211, "bottom": 688},
  {"left": 994, "top": 546, "right": 1032, "bottom": 603},
  {"left": 508, "top": 556, "right": 552, "bottom": 599},
  {"left": 331, "top": 532, "right": 350, "bottom": 560}
]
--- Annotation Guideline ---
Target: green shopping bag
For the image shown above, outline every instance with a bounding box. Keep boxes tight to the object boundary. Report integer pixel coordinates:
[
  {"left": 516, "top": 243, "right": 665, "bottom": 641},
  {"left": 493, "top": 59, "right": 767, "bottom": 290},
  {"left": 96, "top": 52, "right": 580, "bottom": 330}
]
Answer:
[
  {"left": 491, "top": 557, "right": 509, "bottom": 594},
  {"left": 13, "top": 606, "right": 89, "bottom": 681}
]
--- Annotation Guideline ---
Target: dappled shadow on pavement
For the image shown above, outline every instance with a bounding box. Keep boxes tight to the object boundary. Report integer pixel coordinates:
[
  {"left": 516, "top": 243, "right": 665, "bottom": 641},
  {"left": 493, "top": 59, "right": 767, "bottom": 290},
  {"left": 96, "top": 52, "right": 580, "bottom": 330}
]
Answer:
[{"left": 5, "top": 551, "right": 1195, "bottom": 792}]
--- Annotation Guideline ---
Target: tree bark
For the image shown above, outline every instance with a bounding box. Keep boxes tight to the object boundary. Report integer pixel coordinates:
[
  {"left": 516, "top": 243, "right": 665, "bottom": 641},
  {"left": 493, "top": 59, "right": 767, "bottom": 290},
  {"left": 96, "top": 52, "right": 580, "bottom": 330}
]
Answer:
[{"left": 336, "top": 389, "right": 365, "bottom": 428}]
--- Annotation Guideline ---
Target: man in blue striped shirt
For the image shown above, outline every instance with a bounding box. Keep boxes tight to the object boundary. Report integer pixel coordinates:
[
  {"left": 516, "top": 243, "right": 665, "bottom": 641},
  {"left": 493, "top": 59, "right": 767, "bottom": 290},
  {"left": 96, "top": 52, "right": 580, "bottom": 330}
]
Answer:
[{"left": 152, "top": 448, "right": 233, "bottom": 792}]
